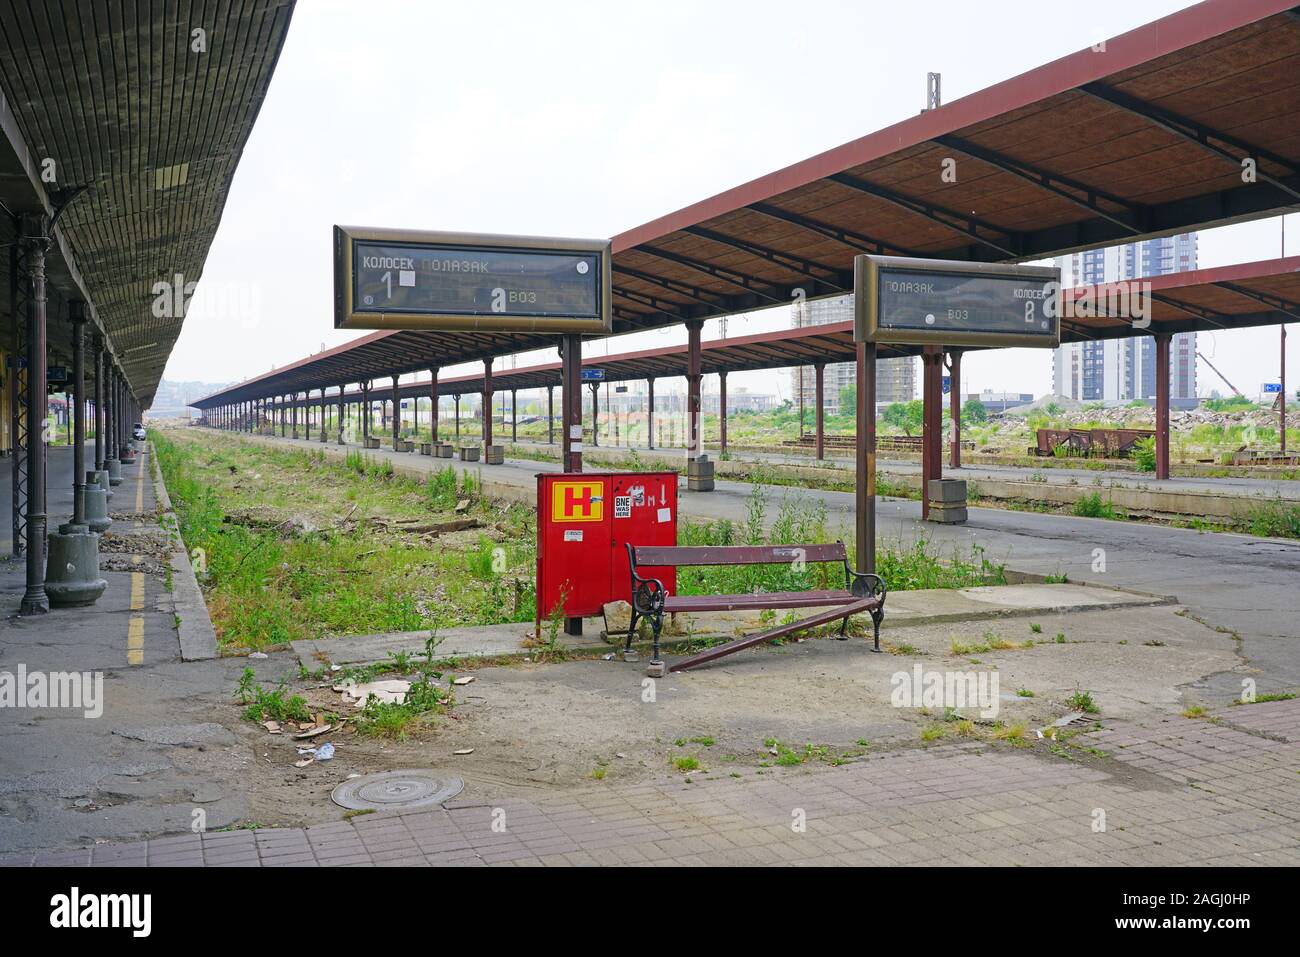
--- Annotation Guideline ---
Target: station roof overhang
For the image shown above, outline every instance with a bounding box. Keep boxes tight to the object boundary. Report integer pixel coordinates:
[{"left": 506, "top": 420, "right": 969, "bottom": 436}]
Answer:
[
  {"left": 0, "top": 0, "right": 295, "bottom": 406},
  {"left": 231, "top": 255, "right": 1299, "bottom": 408},
  {"left": 194, "top": 0, "right": 1300, "bottom": 410}
]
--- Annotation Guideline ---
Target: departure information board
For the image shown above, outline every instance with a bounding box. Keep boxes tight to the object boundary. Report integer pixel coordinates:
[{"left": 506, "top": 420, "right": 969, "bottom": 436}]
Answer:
[
  {"left": 335, "top": 226, "right": 611, "bottom": 333},
  {"left": 855, "top": 255, "right": 1061, "bottom": 348}
]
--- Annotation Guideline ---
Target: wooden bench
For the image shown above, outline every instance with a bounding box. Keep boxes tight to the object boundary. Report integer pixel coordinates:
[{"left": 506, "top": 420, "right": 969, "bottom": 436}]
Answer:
[{"left": 626, "top": 542, "right": 886, "bottom": 673}]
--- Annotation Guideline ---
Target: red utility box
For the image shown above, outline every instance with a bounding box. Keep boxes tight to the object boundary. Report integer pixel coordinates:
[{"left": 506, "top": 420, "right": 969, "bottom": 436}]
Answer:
[{"left": 536, "top": 471, "right": 678, "bottom": 627}]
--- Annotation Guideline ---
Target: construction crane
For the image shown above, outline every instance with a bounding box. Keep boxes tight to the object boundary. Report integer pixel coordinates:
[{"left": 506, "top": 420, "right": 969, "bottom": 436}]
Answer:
[{"left": 1197, "top": 350, "right": 1242, "bottom": 397}]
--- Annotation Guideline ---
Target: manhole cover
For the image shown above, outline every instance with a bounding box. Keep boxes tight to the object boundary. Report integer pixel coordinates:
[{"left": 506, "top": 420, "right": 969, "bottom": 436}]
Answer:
[{"left": 331, "top": 771, "right": 463, "bottom": 811}]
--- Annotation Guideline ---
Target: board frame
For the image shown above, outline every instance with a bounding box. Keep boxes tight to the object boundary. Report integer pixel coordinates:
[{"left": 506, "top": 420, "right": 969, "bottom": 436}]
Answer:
[
  {"left": 854, "top": 254, "right": 1061, "bottom": 348},
  {"left": 334, "top": 225, "right": 612, "bottom": 333}
]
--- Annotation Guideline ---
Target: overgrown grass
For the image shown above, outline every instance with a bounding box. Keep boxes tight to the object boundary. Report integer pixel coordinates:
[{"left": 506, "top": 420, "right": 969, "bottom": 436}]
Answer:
[
  {"left": 153, "top": 430, "right": 536, "bottom": 650},
  {"left": 1072, "top": 491, "right": 1120, "bottom": 519},
  {"left": 1244, "top": 499, "right": 1300, "bottom": 539},
  {"left": 675, "top": 483, "right": 1003, "bottom": 597}
]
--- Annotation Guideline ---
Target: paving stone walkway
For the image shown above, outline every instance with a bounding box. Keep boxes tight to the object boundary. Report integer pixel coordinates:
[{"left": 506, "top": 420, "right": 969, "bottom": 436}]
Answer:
[{"left": 4, "top": 699, "right": 1298, "bottom": 867}]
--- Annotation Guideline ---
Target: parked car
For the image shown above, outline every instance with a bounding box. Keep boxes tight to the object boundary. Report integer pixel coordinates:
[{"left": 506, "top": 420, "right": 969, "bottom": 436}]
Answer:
[{"left": 132, "top": 423, "right": 146, "bottom": 440}]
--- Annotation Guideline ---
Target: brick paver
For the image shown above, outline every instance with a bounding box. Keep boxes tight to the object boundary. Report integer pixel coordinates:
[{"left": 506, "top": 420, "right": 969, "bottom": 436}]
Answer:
[{"left": 3, "top": 698, "right": 1298, "bottom": 867}]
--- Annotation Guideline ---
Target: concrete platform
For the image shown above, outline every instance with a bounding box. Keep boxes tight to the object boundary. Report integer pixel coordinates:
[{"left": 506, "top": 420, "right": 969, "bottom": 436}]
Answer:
[{"left": 290, "top": 582, "right": 1169, "bottom": 668}]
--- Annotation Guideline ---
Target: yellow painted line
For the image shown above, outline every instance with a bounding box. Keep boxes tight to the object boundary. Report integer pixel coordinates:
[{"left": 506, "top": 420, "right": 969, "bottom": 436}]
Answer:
[
  {"left": 128, "top": 569, "right": 145, "bottom": 665},
  {"left": 135, "top": 467, "right": 144, "bottom": 512},
  {"left": 127, "top": 618, "right": 144, "bottom": 665}
]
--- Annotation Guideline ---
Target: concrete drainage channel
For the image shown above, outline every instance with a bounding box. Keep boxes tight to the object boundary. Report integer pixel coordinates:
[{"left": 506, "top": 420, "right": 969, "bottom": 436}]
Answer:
[{"left": 331, "top": 771, "right": 464, "bottom": 812}]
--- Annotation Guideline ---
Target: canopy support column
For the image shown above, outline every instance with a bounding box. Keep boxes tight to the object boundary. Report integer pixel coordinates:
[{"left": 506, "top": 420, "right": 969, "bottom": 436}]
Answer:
[
  {"left": 71, "top": 304, "right": 86, "bottom": 527},
  {"left": 94, "top": 338, "right": 105, "bottom": 470},
  {"left": 948, "top": 350, "right": 962, "bottom": 469},
  {"left": 561, "top": 334, "right": 582, "bottom": 473},
  {"left": 1155, "top": 332, "right": 1171, "bottom": 480},
  {"left": 856, "top": 342, "right": 876, "bottom": 575},
  {"left": 647, "top": 378, "right": 655, "bottom": 450},
  {"left": 482, "top": 360, "right": 493, "bottom": 451},
  {"left": 20, "top": 215, "right": 50, "bottom": 615},
  {"left": 391, "top": 376, "right": 401, "bottom": 449},
  {"left": 814, "top": 361, "right": 825, "bottom": 460},
  {"left": 429, "top": 367, "right": 439, "bottom": 444},
  {"left": 547, "top": 386, "right": 554, "bottom": 444},
  {"left": 686, "top": 319, "right": 702, "bottom": 460},
  {"left": 718, "top": 371, "right": 728, "bottom": 455},
  {"left": 589, "top": 382, "right": 599, "bottom": 447},
  {"left": 921, "top": 347, "right": 944, "bottom": 520}
]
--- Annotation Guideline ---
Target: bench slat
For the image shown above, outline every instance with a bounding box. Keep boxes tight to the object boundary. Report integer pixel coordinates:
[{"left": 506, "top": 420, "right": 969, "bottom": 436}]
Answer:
[
  {"left": 632, "top": 543, "right": 846, "bottom": 568},
  {"left": 668, "top": 597, "right": 880, "bottom": 673},
  {"left": 664, "top": 590, "right": 856, "bottom": 612}
]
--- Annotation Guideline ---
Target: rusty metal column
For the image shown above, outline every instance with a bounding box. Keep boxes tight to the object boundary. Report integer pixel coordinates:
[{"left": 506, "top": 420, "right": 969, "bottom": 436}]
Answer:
[
  {"left": 481, "top": 360, "right": 493, "bottom": 450},
  {"left": 647, "top": 378, "right": 655, "bottom": 450},
  {"left": 948, "top": 350, "right": 962, "bottom": 469},
  {"left": 561, "top": 334, "right": 582, "bottom": 472},
  {"left": 686, "top": 320, "right": 702, "bottom": 460},
  {"left": 589, "top": 382, "right": 599, "bottom": 447},
  {"left": 718, "top": 372, "right": 728, "bottom": 455},
  {"left": 319, "top": 388, "right": 326, "bottom": 442},
  {"left": 429, "top": 367, "right": 439, "bottom": 444},
  {"left": 453, "top": 395, "right": 461, "bottom": 442},
  {"left": 921, "top": 347, "right": 944, "bottom": 520},
  {"left": 1155, "top": 332, "right": 1171, "bottom": 480},
  {"left": 1281, "top": 325, "right": 1287, "bottom": 455},
  {"left": 511, "top": 389, "right": 517, "bottom": 443},
  {"left": 20, "top": 216, "right": 50, "bottom": 614},
  {"left": 360, "top": 383, "right": 370, "bottom": 441},
  {"left": 546, "top": 386, "right": 554, "bottom": 444},
  {"left": 856, "top": 343, "right": 877, "bottom": 574},
  {"left": 337, "top": 386, "right": 345, "bottom": 443},
  {"left": 814, "top": 362, "right": 826, "bottom": 460}
]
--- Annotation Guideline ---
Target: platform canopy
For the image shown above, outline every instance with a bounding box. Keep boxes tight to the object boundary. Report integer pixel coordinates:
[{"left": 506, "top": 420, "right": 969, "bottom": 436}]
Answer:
[
  {"left": 194, "top": 0, "right": 1300, "bottom": 411},
  {"left": 0, "top": 0, "right": 296, "bottom": 406},
  {"left": 215, "top": 255, "right": 1300, "bottom": 409}
]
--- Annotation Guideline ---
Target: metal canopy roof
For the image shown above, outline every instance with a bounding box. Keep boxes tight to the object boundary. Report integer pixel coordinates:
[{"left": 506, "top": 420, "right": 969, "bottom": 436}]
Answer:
[
  {"left": 195, "top": 0, "right": 1300, "bottom": 410},
  {"left": 0, "top": 0, "right": 295, "bottom": 405},
  {"left": 201, "top": 256, "right": 1300, "bottom": 410},
  {"left": 609, "top": 0, "right": 1300, "bottom": 329}
]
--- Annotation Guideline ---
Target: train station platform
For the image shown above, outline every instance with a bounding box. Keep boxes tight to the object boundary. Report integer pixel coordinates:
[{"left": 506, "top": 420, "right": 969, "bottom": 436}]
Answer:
[
  {"left": 200, "top": 426, "right": 1300, "bottom": 695},
  {"left": 0, "top": 444, "right": 256, "bottom": 852}
]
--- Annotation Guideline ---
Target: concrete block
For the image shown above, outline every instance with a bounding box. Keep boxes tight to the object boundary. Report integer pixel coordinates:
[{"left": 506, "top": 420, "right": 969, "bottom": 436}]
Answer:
[
  {"left": 434, "top": 443, "right": 453, "bottom": 459},
  {"left": 419, "top": 442, "right": 433, "bottom": 456},
  {"left": 484, "top": 445, "right": 504, "bottom": 465},
  {"left": 928, "top": 478, "right": 968, "bottom": 504},
  {"left": 460, "top": 446, "right": 481, "bottom": 462},
  {"left": 927, "top": 503, "right": 967, "bottom": 524}
]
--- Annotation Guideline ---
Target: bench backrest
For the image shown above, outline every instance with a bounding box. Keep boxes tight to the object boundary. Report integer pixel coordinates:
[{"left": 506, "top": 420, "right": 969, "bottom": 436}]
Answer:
[{"left": 631, "top": 543, "right": 846, "bottom": 568}]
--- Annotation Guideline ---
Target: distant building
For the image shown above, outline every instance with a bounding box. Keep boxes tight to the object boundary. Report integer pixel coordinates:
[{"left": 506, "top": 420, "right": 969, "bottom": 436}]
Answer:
[
  {"left": 1053, "top": 235, "right": 1198, "bottom": 408},
  {"left": 789, "top": 295, "right": 915, "bottom": 413},
  {"left": 966, "top": 391, "right": 1034, "bottom": 413}
]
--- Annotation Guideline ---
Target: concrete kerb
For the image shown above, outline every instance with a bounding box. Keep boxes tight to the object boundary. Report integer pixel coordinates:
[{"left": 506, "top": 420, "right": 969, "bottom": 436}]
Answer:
[
  {"left": 149, "top": 440, "right": 219, "bottom": 661},
  {"left": 292, "top": 583, "right": 1173, "bottom": 671}
]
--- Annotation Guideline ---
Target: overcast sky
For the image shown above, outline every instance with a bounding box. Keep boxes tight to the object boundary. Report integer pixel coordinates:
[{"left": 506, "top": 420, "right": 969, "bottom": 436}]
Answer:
[{"left": 164, "top": 0, "right": 1297, "bottom": 402}]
